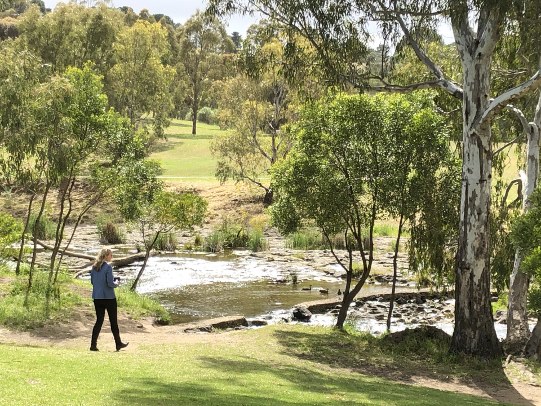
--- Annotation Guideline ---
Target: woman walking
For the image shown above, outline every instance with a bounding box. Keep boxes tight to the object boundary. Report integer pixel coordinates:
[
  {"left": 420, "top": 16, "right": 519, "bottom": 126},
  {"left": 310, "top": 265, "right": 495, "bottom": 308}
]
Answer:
[{"left": 90, "top": 248, "right": 128, "bottom": 352}]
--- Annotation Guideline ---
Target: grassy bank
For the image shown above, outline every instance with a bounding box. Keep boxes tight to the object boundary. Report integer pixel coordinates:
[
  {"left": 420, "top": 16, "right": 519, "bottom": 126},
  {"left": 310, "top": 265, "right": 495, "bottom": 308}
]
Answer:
[
  {"left": 0, "top": 265, "right": 169, "bottom": 329},
  {"left": 0, "top": 324, "right": 508, "bottom": 406}
]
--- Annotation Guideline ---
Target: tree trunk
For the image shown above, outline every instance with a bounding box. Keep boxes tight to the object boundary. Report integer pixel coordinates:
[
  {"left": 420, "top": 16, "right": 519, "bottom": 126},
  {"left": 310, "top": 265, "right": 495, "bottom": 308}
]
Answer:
[
  {"left": 16, "top": 192, "right": 36, "bottom": 276},
  {"left": 507, "top": 94, "right": 541, "bottom": 344},
  {"left": 524, "top": 316, "right": 541, "bottom": 360},
  {"left": 24, "top": 183, "right": 51, "bottom": 308},
  {"left": 450, "top": 57, "right": 501, "bottom": 357},
  {"left": 263, "top": 187, "right": 273, "bottom": 206},
  {"left": 387, "top": 215, "right": 404, "bottom": 332},
  {"left": 191, "top": 83, "right": 199, "bottom": 136},
  {"left": 130, "top": 232, "right": 160, "bottom": 291}
]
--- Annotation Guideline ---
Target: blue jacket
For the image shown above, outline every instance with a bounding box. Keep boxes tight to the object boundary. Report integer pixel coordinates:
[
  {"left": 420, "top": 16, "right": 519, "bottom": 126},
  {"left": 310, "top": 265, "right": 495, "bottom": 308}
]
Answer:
[{"left": 91, "top": 262, "right": 117, "bottom": 300}]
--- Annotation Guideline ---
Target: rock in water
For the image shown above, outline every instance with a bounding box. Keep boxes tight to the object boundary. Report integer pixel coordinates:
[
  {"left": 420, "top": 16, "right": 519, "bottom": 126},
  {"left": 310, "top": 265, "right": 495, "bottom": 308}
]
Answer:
[{"left": 292, "top": 306, "right": 312, "bottom": 322}]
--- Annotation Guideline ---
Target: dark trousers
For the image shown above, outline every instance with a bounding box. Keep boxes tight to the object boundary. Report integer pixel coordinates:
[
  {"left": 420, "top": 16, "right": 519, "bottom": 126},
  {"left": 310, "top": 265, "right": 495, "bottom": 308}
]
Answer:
[{"left": 91, "top": 299, "right": 121, "bottom": 346}]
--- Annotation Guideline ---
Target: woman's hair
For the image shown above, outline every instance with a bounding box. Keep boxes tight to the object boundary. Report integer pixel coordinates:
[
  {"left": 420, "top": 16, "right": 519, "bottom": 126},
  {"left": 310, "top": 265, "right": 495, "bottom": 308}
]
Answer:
[{"left": 93, "top": 248, "right": 112, "bottom": 272}]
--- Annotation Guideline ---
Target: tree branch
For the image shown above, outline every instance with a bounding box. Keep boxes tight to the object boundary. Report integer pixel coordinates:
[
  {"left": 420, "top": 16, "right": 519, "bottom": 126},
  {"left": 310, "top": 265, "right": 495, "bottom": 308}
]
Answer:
[
  {"left": 480, "top": 70, "right": 541, "bottom": 125},
  {"left": 375, "top": 0, "right": 463, "bottom": 99}
]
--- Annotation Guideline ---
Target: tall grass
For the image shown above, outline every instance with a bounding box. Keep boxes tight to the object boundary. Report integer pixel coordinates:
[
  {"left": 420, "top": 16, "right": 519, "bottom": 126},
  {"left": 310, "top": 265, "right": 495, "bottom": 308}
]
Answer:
[
  {"left": 204, "top": 218, "right": 267, "bottom": 252},
  {"left": 148, "top": 232, "right": 178, "bottom": 251},
  {"left": 116, "top": 286, "right": 170, "bottom": 325},
  {"left": 0, "top": 265, "right": 83, "bottom": 329}
]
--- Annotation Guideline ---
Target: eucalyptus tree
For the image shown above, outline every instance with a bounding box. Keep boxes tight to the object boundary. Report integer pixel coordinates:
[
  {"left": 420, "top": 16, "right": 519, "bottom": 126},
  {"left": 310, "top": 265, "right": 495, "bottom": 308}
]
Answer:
[
  {"left": 378, "top": 92, "right": 459, "bottom": 331},
  {"left": 108, "top": 20, "right": 175, "bottom": 138},
  {"left": 177, "top": 11, "right": 235, "bottom": 135},
  {"left": 211, "top": 22, "right": 302, "bottom": 203},
  {"left": 18, "top": 3, "right": 124, "bottom": 76},
  {"left": 113, "top": 161, "right": 207, "bottom": 292},
  {"left": 208, "top": 0, "right": 541, "bottom": 357},
  {"left": 0, "top": 41, "right": 47, "bottom": 276},
  {"left": 272, "top": 93, "right": 453, "bottom": 329}
]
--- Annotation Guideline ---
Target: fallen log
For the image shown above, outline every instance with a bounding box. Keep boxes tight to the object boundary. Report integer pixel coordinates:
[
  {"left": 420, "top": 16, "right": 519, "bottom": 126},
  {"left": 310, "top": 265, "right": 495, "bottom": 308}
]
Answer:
[
  {"left": 74, "top": 252, "right": 147, "bottom": 278},
  {"left": 34, "top": 239, "right": 94, "bottom": 260},
  {"left": 32, "top": 239, "right": 146, "bottom": 277}
]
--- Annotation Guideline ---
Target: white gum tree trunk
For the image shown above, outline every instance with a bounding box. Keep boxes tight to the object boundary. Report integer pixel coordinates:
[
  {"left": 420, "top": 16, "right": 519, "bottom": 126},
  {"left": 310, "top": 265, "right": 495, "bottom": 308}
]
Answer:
[
  {"left": 451, "top": 54, "right": 501, "bottom": 356},
  {"left": 507, "top": 95, "right": 541, "bottom": 344}
]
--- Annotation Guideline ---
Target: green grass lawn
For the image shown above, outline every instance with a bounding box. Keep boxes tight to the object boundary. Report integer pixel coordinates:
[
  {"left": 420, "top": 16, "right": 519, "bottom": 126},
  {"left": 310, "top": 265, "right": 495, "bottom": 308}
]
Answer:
[
  {"left": 0, "top": 325, "right": 506, "bottom": 406},
  {"left": 150, "top": 120, "right": 222, "bottom": 180}
]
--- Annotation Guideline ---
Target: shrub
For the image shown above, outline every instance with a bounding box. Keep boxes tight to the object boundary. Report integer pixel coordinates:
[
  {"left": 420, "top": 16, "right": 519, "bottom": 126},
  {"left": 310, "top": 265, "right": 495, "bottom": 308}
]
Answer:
[
  {"left": 0, "top": 212, "right": 22, "bottom": 258},
  {"left": 286, "top": 230, "right": 324, "bottom": 250},
  {"left": 194, "top": 234, "right": 203, "bottom": 247},
  {"left": 150, "top": 232, "right": 178, "bottom": 251},
  {"left": 204, "top": 218, "right": 265, "bottom": 252},
  {"left": 96, "top": 218, "right": 125, "bottom": 244},
  {"left": 248, "top": 229, "right": 268, "bottom": 252},
  {"left": 197, "top": 106, "right": 218, "bottom": 125},
  {"left": 26, "top": 212, "right": 55, "bottom": 240}
]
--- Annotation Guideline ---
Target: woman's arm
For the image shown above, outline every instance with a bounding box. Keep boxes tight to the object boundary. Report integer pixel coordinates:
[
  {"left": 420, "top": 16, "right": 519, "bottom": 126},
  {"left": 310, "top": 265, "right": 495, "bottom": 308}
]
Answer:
[{"left": 105, "top": 264, "right": 118, "bottom": 288}]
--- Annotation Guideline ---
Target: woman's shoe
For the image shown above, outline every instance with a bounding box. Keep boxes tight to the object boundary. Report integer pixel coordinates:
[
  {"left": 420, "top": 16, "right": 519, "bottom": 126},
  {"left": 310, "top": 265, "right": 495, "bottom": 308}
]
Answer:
[
  {"left": 89, "top": 346, "right": 99, "bottom": 352},
  {"left": 116, "top": 342, "right": 129, "bottom": 351}
]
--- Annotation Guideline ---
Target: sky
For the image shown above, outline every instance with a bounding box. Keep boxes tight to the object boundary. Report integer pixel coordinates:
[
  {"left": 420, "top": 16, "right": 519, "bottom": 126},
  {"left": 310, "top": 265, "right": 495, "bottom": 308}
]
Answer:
[
  {"left": 43, "top": 0, "right": 259, "bottom": 34},
  {"left": 42, "top": 1, "right": 454, "bottom": 45}
]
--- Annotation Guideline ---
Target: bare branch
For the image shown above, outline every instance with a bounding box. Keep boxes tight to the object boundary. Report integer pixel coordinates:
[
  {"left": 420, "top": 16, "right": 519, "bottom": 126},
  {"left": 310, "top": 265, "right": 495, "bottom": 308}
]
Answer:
[
  {"left": 375, "top": 0, "right": 463, "bottom": 99},
  {"left": 369, "top": 79, "right": 444, "bottom": 93},
  {"left": 480, "top": 69, "right": 541, "bottom": 125}
]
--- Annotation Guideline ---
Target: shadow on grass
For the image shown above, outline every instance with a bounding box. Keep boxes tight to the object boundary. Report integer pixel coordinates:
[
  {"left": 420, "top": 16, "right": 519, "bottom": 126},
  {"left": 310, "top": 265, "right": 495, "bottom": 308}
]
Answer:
[
  {"left": 270, "top": 327, "right": 532, "bottom": 406},
  {"left": 112, "top": 357, "right": 501, "bottom": 406}
]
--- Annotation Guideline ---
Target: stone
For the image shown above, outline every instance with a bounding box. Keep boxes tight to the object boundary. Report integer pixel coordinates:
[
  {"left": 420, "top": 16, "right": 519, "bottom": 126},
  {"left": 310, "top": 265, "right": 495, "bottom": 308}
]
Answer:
[{"left": 292, "top": 306, "right": 312, "bottom": 322}]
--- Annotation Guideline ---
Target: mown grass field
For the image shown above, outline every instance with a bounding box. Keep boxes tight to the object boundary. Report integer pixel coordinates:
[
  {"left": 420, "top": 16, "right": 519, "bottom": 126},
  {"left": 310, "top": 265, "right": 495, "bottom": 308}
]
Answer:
[
  {"left": 149, "top": 120, "right": 222, "bottom": 180},
  {"left": 0, "top": 325, "right": 507, "bottom": 406}
]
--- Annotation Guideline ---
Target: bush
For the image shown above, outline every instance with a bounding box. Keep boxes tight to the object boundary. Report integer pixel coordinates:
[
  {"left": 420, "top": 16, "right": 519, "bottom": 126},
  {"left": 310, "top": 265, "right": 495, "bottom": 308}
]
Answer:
[
  {"left": 204, "top": 218, "right": 265, "bottom": 252},
  {"left": 248, "top": 229, "right": 268, "bottom": 252},
  {"left": 197, "top": 106, "right": 218, "bottom": 125},
  {"left": 96, "top": 218, "right": 125, "bottom": 244},
  {"left": 149, "top": 232, "right": 178, "bottom": 251},
  {"left": 26, "top": 212, "right": 55, "bottom": 240},
  {"left": 194, "top": 234, "right": 203, "bottom": 247},
  {"left": 286, "top": 230, "right": 324, "bottom": 250},
  {"left": 0, "top": 212, "right": 22, "bottom": 258}
]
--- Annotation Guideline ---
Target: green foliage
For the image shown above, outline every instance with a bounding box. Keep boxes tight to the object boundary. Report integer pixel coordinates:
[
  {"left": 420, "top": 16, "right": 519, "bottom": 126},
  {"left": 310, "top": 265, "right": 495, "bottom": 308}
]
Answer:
[
  {"left": 0, "top": 266, "right": 83, "bottom": 329},
  {"left": 204, "top": 219, "right": 249, "bottom": 252},
  {"left": 0, "top": 211, "right": 23, "bottom": 258},
  {"left": 109, "top": 19, "right": 174, "bottom": 137},
  {"left": 247, "top": 229, "right": 268, "bottom": 252},
  {"left": 116, "top": 286, "right": 170, "bottom": 324},
  {"left": 285, "top": 229, "right": 324, "bottom": 250},
  {"left": 26, "top": 211, "right": 55, "bottom": 240},
  {"left": 96, "top": 217, "right": 125, "bottom": 244},
  {"left": 510, "top": 186, "right": 541, "bottom": 315},
  {"left": 197, "top": 106, "right": 218, "bottom": 125},
  {"left": 148, "top": 232, "right": 178, "bottom": 251},
  {"left": 203, "top": 218, "right": 266, "bottom": 252}
]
